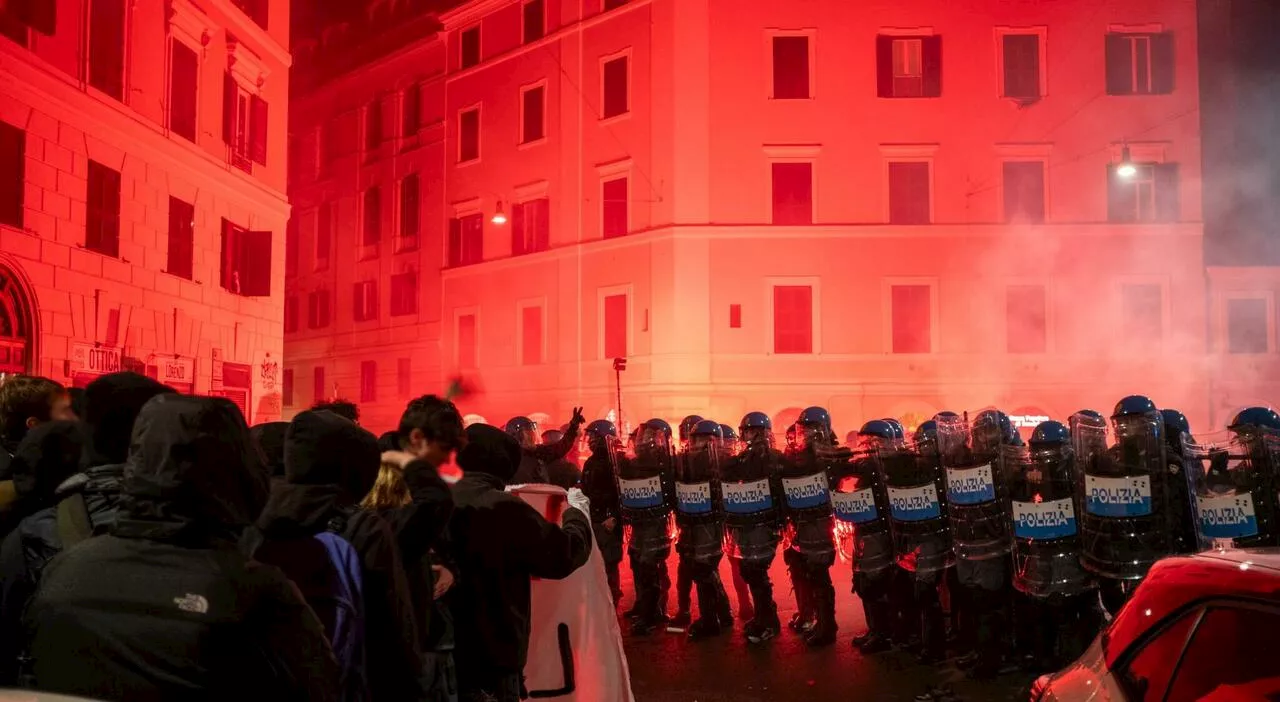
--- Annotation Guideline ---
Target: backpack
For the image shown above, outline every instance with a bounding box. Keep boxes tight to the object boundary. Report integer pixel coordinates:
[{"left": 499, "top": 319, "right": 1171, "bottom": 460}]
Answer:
[{"left": 254, "top": 511, "right": 369, "bottom": 702}]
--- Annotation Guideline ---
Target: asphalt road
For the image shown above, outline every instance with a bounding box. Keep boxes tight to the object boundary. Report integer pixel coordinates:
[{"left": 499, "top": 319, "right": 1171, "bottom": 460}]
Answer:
[{"left": 620, "top": 555, "right": 1034, "bottom": 702}]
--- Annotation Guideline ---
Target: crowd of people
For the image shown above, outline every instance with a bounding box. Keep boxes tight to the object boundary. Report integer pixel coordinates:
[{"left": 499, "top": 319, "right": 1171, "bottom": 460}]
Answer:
[{"left": 0, "top": 372, "right": 595, "bottom": 702}]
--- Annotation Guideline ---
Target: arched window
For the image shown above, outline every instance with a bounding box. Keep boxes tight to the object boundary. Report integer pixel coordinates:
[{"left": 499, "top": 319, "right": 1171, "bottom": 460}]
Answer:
[{"left": 0, "top": 265, "right": 34, "bottom": 374}]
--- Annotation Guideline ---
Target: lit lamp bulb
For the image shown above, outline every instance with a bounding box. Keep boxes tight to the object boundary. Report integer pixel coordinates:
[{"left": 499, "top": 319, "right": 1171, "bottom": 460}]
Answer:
[
  {"left": 1116, "top": 145, "right": 1137, "bottom": 179},
  {"left": 491, "top": 200, "right": 508, "bottom": 226}
]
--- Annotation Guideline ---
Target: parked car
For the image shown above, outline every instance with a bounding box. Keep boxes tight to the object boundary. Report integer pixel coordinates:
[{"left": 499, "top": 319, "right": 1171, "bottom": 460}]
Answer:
[{"left": 1032, "top": 548, "right": 1280, "bottom": 701}]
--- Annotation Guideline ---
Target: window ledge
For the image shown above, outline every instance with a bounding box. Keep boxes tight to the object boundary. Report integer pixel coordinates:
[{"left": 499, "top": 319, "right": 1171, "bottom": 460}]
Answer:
[
  {"left": 455, "top": 156, "right": 482, "bottom": 169},
  {"left": 518, "top": 136, "right": 548, "bottom": 151},
  {"left": 598, "top": 112, "right": 632, "bottom": 127}
]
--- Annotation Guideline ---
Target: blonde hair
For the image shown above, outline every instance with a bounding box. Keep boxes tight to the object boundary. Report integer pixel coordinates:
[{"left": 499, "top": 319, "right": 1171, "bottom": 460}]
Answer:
[{"left": 361, "top": 461, "right": 412, "bottom": 510}]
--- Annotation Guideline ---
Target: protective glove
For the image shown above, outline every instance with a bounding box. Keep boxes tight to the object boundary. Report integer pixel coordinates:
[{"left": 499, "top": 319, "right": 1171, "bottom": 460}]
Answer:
[{"left": 567, "top": 487, "right": 591, "bottom": 517}]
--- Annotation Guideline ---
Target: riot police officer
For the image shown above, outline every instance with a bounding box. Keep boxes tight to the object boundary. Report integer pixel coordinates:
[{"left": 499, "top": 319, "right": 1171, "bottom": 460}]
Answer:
[
  {"left": 782, "top": 407, "right": 840, "bottom": 647},
  {"left": 940, "top": 410, "right": 1018, "bottom": 679},
  {"left": 581, "top": 419, "right": 624, "bottom": 602},
  {"left": 505, "top": 410, "right": 584, "bottom": 484},
  {"left": 675, "top": 420, "right": 732, "bottom": 639},
  {"left": 1010, "top": 421, "right": 1097, "bottom": 671},
  {"left": 1184, "top": 407, "right": 1280, "bottom": 552},
  {"left": 1160, "top": 408, "right": 1199, "bottom": 555},
  {"left": 670, "top": 414, "right": 706, "bottom": 626},
  {"left": 717, "top": 422, "right": 753, "bottom": 621},
  {"left": 838, "top": 420, "right": 897, "bottom": 654},
  {"left": 620, "top": 418, "right": 677, "bottom": 634},
  {"left": 724, "top": 411, "right": 784, "bottom": 643}
]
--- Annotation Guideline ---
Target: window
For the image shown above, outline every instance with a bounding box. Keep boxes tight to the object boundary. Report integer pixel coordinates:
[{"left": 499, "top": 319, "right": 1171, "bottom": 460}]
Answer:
[
  {"left": 363, "top": 187, "right": 381, "bottom": 247},
  {"left": 1003, "top": 161, "right": 1046, "bottom": 223},
  {"left": 1002, "top": 34, "right": 1041, "bottom": 99},
  {"left": 1109, "top": 163, "right": 1179, "bottom": 223},
  {"left": 320, "top": 121, "right": 339, "bottom": 173},
  {"left": 448, "top": 214, "right": 484, "bottom": 266},
  {"left": 773, "top": 285, "right": 813, "bottom": 354},
  {"left": 1122, "top": 284, "right": 1163, "bottom": 341},
  {"left": 399, "top": 175, "right": 419, "bottom": 250},
  {"left": 86, "top": 160, "right": 121, "bottom": 257},
  {"left": 513, "top": 198, "right": 550, "bottom": 255},
  {"left": 877, "top": 35, "right": 942, "bottom": 98},
  {"left": 602, "top": 177, "right": 628, "bottom": 238},
  {"left": 88, "top": 0, "right": 126, "bottom": 100},
  {"left": 1106, "top": 32, "right": 1174, "bottom": 96},
  {"left": 219, "top": 219, "right": 272, "bottom": 296},
  {"left": 460, "top": 26, "right": 480, "bottom": 68},
  {"left": 603, "top": 293, "right": 628, "bottom": 359},
  {"left": 729, "top": 304, "right": 742, "bottom": 329},
  {"left": 604, "top": 0, "right": 627, "bottom": 9},
  {"left": 522, "top": 0, "right": 544, "bottom": 43},
  {"left": 1007, "top": 285, "right": 1047, "bottom": 353},
  {"left": 353, "top": 280, "right": 378, "bottom": 322},
  {"left": 313, "top": 366, "right": 325, "bottom": 404},
  {"left": 457, "top": 314, "right": 477, "bottom": 369},
  {"left": 365, "top": 98, "right": 382, "bottom": 152},
  {"left": 1120, "top": 608, "right": 1201, "bottom": 701},
  {"left": 459, "top": 107, "right": 480, "bottom": 163},
  {"left": 1166, "top": 606, "right": 1280, "bottom": 701},
  {"left": 397, "top": 358, "right": 411, "bottom": 398},
  {"left": 284, "top": 295, "right": 298, "bottom": 333},
  {"left": 282, "top": 368, "right": 293, "bottom": 406},
  {"left": 602, "top": 55, "right": 629, "bottom": 119},
  {"left": 285, "top": 218, "right": 298, "bottom": 277},
  {"left": 772, "top": 36, "right": 810, "bottom": 99},
  {"left": 521, "top": 304, "right": 543, "bottom": 365},
  {"left": 1, "top": 120, "right": 24, "bottom": 228},
  {"left": 390, "top": 271, "right": 418, "bottom": 317},
  {"left": 402, "top": 83, "right": 420, "bottom": 137},
  {"left": 232, "top": 0, "right": 267, "bottom": 29},
  {"left": 166, "top": 196, "right": 194, "bottom": 279},
  {"left": 1228, "top": 298, "right": 1268, "bottom": 354},
  {"left": 888, "top": 162, "right": 931, "bottom": 224},
  {"left": 169, "top": 41, "right": 199, "bottom": 141},
  {"left": 521, "top": 85, "right": 545, "bottom": 144},
  {"left": 307, "top": 289, "right": 331, "bottom": 329},
  {"left": 360, "top": 361, "right": 376, "bottom": 403},
  {"left": 771, "top": 162, "right": 813, "bottom": 225},
  {"left": 316, "top": 202, "right": 332, "bottom": 271},
  {"left": 222, "top": 74, "right": 268, "bottom": 171},
  {"left": 0, "top": 0, "right": 55, "bottom": 44},
  {"left": 892, "top": 284, "right": 932, "bottom": 353}
]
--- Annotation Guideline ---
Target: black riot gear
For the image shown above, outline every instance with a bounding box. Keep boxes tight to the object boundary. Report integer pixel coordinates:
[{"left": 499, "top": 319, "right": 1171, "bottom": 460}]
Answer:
[
  {"left": 581, "top": 421, "right": 624, "bottom": 601},
  {"left": 675, "top": 420, "right": 730, "bottom": 639},
  {"left": 1011, "top": 421, "right": 1090, "bottom": 598},
  {"left": 1185, "top": 409, "right": 1280, "bottom": 551},
  {"left": 619, "top": 418, "right": 676, "bottom": 634},
  {"left": 782, "top": 407, "right": 839, "bottom": 647},
  {"left": 678, "top": 415, "right": 704, "bottom": 448},
  {"left": 724, "top": 411, "right": 784, "bottom": 644},
  {"left": 504, "top": 416, "right": 538, "bottom": 449},
  {"left": 835, "top": 422, "right": 895, "bottom": 653}
]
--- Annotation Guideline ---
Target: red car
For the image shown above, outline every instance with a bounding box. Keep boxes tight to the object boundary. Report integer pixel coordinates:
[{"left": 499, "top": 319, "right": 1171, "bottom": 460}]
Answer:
[{"left": 1032, "top": 548, "right": 1280, "bottom": 701}]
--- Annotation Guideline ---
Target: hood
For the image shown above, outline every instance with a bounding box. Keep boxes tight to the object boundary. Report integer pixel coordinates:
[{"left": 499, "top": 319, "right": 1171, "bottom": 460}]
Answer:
[
  {"left": 457, "top": 423, "right": 522, "bottom": 483},
  {"left": 113, "top": 394, "right": 268, "bottom": 542},
  {"left": 10, "top": 421, "right": 87, "bottom": 502},
  {"left": 250, "top": 421, "right": 289, "bottom": 479},
  {"left": 83, "top": 372, "right": 175, "bottom": 466}
]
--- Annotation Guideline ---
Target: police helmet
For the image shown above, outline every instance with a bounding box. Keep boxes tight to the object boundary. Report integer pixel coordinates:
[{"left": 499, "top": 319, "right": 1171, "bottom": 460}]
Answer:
[
  {"left": 1112, "top": 395, "right": 1158, "bottom": 419},
  {"left": 585, "top": 419, "right": 618, "bottom": 440},
  {"left": 719, "top": 424, "right": 738, "bottom": 441},
  {"left": 504, "top": 416, "right": 536, "bottom": 435},
  {"left": 975, "top": 409, "right": 1017, "bottom": 443},
  {"left": 913, "top": 419, "right": 938, "bottom": 444},
  {"left": 1160, "top": 409, "right": 1191, "bottom": 437},
  {"left": 679, "top": 415, "right": 704, "bottom": 442},
  {"left": 880, "top": 418, "right": 906, "bottom": 440},
  {"left": 935, "top": 411, "right": 960, "bottom": 420},
  {"left": 859, "top": 419, "right": 896, "bottom": 441},
  {"left": 1030, "top": 420, "right": 1070, "bottom": 446},
  {"left": 1075, "top": 409, "right": 1104, "bottom": 421},
  {"left": 739, "top": 411, "right": 772, "bottom": 434},
  {"left": 541, "top": 429, "right": 565, "bottom": 445},
  {"left": 645, "top": 418, "right": 674, "bottom": 437},
  {"left": 798, "top": 406, "right": 832, "bottom": 430},
  {"left": 692, "top": 419, "right": 723, "bottom": 439},
  {"left": 1229, "top": 406, "right": 1280, "bottom": 432}
]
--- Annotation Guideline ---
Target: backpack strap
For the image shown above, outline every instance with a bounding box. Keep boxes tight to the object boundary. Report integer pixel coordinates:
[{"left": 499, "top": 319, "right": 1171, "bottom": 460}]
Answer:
[
  {"left": 325, "top": 505, "right": 359, "bottom": 536},
  {"left": 55, "top": 493, "right": 95, "bottom": 548}
]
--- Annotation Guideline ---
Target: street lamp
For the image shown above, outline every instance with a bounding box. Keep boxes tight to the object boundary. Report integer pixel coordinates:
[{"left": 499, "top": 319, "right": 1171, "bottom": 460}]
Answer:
[
  {"left": 491, "top": 199, "right": 508, "bottom": 226},
  {"left": 1116, "top": 145, "right": 1137, "bottom": 179}
]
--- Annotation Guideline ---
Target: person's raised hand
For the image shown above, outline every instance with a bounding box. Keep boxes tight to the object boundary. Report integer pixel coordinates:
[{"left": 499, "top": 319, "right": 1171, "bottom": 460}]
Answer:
[{"left": 570, "top": 407, "right": 586, "bottom": 429}]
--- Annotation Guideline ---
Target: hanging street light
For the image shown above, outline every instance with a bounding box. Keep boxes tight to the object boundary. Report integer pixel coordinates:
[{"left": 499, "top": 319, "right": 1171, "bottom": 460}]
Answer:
[
  {"left": 491, "top": 199, "right": 508, "bottom": 226},
  {"left": 1116, "top": 144, "right": 1137, "bottom": 179}
]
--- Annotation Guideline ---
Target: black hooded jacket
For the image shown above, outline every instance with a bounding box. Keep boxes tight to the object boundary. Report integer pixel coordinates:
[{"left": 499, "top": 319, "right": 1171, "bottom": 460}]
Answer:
[
  {"left": 255, "top": 410, "right": 424, "bottom": 701},
  {"left": 23, "top": 395, "right": 339, "bottom": 701},
  {"left": 250, "top": 421, "right": 289, "bottom": 488},
  {"left": 448, "top": 424, "right": 593, "bottom": 679}
]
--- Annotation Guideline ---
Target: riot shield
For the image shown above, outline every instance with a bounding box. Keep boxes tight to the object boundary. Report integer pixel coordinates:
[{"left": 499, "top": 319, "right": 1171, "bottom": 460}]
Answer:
[
  {"left": 781, "top": 434, "right": 835, "bottom": 559},
  {"left": 1073, "top": 409, "right": 1169, "bottom": 581},
  {"left": 722, "top": 439, "right": 783, "bottom": 563},
  {"left": 674, "top": 441, "right": 725, "bottom": 565},
  {"left": 1183, "top": 429, "right": 1280, "bottom": 550},
  {"left": 939, "top": 412, "right": 1012, "bottom": 561},
  {"left": 881, "top": 438, "right": 953, "bottom": 574},
  {"left": 832, "top": 446, "right": 894, "bottom": 575},
  {"left": 1010, "top": 440, "right": 1091, "bottom": 597},
  {"left": 619, "top": 431, "right": 675, "bottom": 560}
]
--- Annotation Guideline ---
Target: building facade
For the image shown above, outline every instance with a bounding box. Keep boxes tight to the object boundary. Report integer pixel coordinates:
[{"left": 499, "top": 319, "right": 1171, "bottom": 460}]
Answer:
[
  {"left": 288, "top": 0, "right": 1269, "bottom": 437},
  {"left": 0, "top": 0, "right": 290, "bottom": 422}
]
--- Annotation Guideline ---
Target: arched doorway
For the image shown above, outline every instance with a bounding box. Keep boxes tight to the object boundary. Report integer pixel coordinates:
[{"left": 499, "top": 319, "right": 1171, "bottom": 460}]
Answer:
[{"left": 0, "top": 262, "right": 35, "bottom": 375}]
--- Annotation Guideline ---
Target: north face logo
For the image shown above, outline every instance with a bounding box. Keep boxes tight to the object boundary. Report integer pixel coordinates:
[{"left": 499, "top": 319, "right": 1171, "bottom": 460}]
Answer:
[{"left": 174, "top": 593, "right": 209, "bottom": 614}]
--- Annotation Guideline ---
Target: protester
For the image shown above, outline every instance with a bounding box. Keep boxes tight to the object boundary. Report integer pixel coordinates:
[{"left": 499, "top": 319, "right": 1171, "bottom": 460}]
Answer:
[
  {"left": 448, "top": 423, "right": 593, "bottom": 701},
  {"left": 250, "top": 421, "right": 289, "bottom": 489},
  {"left": 22, "top": 394, "right": 339, "bottom": 700},
  {"left": 0, "top": 420, "right": 87, "bottom": 684},
  {"left": 0, "top": 376, "right": 74, "bottom": 537},
  {"left": 314, "top": 399, "right": 361, "bottom": 424},
  {"left": 254, "top": 409, "right": 424, "bottom": 701},
  {"left": 541, "top": 429, "right": 582, "bottom": 489}
]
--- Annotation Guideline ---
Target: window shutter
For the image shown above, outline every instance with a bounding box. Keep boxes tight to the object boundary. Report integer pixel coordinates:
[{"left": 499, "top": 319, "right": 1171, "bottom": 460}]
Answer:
[
  {"left": 1107, "top": 165, "right": 1136, "bottom": 223},
  {"left": 1104, "top": 34, "right": 1130, "bottom": 95},
  {"left": 533, "top": 197, "right": 550, "bottom": 251},
  {"left": 240, "top": 230, "right": 273, "bottom": 296},
  {"left": 1154, "top": 163, "right": 1180, "bottom": 223},
  {"left": 222, "top": 72, "right": 237, "bottom": 144},
  {"left": 511, "top": 201, "right": 527, "bottom": 255},
  {"left": 0, "top": 121, "right": 25, "bottom": 228},
  {"left": 448, "top": 217, "right": 461, "bottom": 266},
  {"left": 1150, "top": 32, "right": 1175, "bottom": 94},
  {"left": 921, "top": 35, "right": 943, "bottom": 97},
  {"left": 220, "top": 220, "right": 236, "bottom": 290},
  {"left": 875, "top": 35, "right": 894, "bottom": 97},
  {"left": 1003, "top": 35, "right": 1040, "bottom": 99},
  {"left": 20, "top": 0, "right": 57, "bottom": 35},
  {"left": 250, "top": 94, "right": 268, "bottom": 165},
  {"left": 170, "top": 42, "right": 199, "bottom": 141}
]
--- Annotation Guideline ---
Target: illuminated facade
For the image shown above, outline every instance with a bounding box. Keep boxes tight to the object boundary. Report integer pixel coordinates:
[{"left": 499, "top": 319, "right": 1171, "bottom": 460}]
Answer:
[
  {"left": 288, "top": 0, "right": 1264, "bottom": 436},
  {"left": 0, "top": 0, "right": 291, "bottom": 421}
]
